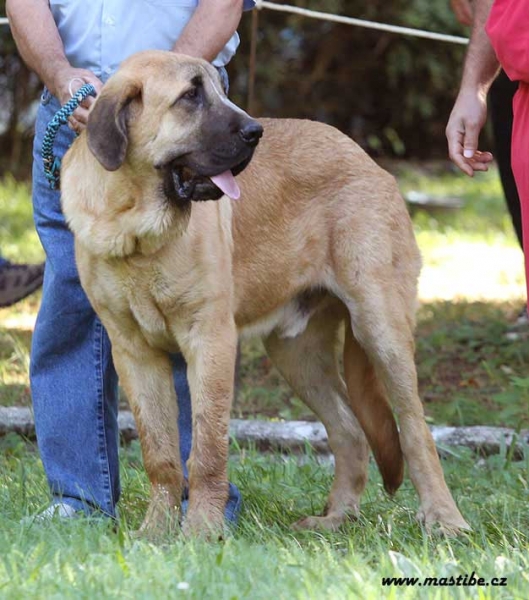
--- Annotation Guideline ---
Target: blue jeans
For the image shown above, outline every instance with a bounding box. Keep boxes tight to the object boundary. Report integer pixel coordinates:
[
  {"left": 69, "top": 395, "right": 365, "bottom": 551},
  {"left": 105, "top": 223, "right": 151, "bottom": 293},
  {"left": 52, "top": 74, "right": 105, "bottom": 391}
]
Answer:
[
  {"left": 0, "top": 256, "right": 8, "bottom": 268},
  {"left": 31, "top": 89, "right": 240, "bottom": 519}
]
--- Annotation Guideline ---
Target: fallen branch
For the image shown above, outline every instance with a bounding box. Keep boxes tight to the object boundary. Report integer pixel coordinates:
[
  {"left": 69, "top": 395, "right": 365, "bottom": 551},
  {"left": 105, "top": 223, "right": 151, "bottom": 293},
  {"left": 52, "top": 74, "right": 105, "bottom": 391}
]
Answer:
[{"left": 1, "top": 407, "right": 527, "bottom": 459}]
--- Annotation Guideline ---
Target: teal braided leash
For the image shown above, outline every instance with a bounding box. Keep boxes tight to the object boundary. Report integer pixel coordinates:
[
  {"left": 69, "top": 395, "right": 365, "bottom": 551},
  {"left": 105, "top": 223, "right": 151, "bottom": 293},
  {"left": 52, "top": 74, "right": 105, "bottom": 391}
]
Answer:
[{"left": 42, "top": 83, "right": 96, "bottom": 190}]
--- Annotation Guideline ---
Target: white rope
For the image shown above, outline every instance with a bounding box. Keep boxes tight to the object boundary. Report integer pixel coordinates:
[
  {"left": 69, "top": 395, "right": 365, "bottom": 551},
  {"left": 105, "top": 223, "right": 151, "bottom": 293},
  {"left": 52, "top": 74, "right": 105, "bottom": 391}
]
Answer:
[
  {"left": 255, "top": 1, "right": 469, "bottom": 46},
  {"left": 2, "top": 6, "right": 469, "bottom": 45}
]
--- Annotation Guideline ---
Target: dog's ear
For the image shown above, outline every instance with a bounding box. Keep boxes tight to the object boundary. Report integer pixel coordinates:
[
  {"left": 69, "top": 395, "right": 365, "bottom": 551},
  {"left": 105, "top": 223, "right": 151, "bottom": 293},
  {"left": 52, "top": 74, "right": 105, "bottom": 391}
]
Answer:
[{"left": 87, "top": 79, "right": 142, "bottom": 171}]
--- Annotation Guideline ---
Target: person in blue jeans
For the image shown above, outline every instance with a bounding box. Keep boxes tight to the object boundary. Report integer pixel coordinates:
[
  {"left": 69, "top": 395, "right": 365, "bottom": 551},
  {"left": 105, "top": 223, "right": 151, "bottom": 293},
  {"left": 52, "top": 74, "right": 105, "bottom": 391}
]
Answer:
[{"left": 7, "top": 0, "right": 255, "bottom": 522}]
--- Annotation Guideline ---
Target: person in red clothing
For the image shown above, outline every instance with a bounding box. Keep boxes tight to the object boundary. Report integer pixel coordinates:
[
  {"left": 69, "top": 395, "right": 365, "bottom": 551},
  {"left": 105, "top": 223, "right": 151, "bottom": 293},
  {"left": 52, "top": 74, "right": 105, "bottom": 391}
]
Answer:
[
  {"left": 486, "top": 0, "right": 529, "bottom": 291},
  {"left": 446, "top": 0, "right": 529, "bottom": 301},
  {"left": 450, "top": 0, "right": 523, "bottom": 254}
]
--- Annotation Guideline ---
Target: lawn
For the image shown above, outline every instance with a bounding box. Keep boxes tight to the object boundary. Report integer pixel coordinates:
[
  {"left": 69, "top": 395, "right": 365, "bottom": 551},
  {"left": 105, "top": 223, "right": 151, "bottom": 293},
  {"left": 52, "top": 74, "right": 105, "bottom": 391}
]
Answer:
[
  {"left": 1, "top": 439, "right": 528, "bottom": 599},
  {"left": 1, "top": 166, "right": 528, "bottom": 598}
]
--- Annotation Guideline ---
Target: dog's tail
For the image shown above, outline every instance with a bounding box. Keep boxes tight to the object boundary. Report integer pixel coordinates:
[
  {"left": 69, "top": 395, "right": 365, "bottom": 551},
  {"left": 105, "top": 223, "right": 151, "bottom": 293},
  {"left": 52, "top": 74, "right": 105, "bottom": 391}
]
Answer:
[{"left": 343, "top": 325, "right": 404, "bottom": 495}]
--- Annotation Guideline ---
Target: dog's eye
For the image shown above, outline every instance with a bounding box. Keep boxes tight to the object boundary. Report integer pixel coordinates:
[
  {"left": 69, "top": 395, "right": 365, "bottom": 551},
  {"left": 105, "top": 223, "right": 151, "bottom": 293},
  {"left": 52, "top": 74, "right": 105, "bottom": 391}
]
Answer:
[
  {"left": 182, "top": 87, "right": 198, "bottom": 101},
  {"left": 173, "top": 77, "right": 203, "bottom": 106}
]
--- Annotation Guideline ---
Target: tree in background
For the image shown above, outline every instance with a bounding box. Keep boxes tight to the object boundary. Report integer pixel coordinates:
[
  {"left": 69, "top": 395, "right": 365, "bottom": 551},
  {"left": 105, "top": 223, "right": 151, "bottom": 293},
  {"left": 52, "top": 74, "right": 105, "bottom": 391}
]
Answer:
[
  {"left": 230, "top": 0, "right": 469, "bottom": 157},
  {"left": 0, "top": 1, "right": 469, "bottom": 179}
]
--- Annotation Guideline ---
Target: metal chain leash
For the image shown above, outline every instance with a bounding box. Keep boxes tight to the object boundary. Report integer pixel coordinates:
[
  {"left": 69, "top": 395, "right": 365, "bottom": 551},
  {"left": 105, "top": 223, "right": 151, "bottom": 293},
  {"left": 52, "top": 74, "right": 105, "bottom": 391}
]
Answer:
[{"left": 42, "top": 83, "right": 96, "bottom": 190}]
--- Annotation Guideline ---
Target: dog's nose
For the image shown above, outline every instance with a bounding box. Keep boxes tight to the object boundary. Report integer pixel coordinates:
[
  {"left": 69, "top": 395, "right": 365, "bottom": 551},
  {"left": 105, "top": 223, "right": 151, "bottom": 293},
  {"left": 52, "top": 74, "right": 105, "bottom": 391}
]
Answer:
[{"left": 239, "top": 121, "right": 263, "bottom": 147}]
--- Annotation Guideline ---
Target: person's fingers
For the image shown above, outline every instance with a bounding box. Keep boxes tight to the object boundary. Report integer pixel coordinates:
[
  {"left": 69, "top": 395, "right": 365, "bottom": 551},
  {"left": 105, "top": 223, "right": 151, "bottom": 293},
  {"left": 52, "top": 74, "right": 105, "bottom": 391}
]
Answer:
[
  {"left": 89, "top": 77, "right": 104, "bottom": 95},
  {"left": 460, "top": 119, "right": 482, "bottom": 161},
  {"left": 447, "top": 126, "right": 493, "bottom": 176},
  {"left": 68, "top": 73, "right": 102, "bottom": 102},
  {"left": 446, "top": 121, "right": 493, "bottom": 177},
  {"left": 67, "top": 115, "right": 79, "bottom": 132},
  {"left": 472, "top": 150, "right": 494, "bottom": 163},
  {"left": 446, "top": 121, "right": 474, "bottom": 176},
  {"left": 75, "top": 75, "right": 102, "bottom": 116},
  {"left": 72, "top": 106, "right": 90, "bottom": 127},
  {"left": 467, "top": 150, "right": 494, "bottom": 171},
  {"left": 79, "top": 95, "right": 97, "bottom": 115},
  {"left": 83, "top": 95, "right": 96, "bottom": 108},
  {"left": 67, "top": 77, "right": 86, "bottom": 98},
  {"left": 67, "top": 105, "right": 90, "bottom": 133},
  {"left": 55, "top": 69, "right": 103, "bottom": 107}
]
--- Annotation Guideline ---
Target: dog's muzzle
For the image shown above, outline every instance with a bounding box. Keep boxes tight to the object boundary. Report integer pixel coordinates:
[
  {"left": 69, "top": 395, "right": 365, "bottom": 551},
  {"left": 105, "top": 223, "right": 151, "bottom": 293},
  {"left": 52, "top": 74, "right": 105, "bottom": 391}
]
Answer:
[{"left": 162, "top": 120, "right": 263, "bottom": 203}]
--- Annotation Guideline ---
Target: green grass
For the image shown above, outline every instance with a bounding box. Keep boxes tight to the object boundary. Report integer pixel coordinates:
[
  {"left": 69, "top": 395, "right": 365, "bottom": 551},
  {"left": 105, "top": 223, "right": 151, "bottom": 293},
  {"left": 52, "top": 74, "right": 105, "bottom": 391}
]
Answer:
[
  {"left": 393, "top": 161, "right": 515, "bottom": 243},
  {"left": 0, "top": 438, "right": 528, "bottom": 599},
  {"left": 0, "top": 176, "right": 44, "bottom": 264}
]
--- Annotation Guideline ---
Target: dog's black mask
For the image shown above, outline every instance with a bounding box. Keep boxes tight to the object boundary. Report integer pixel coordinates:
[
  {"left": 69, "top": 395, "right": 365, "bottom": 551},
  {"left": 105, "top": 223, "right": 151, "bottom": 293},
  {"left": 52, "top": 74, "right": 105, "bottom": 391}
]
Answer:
[{"left": 161, "top": 101, "right": 263, "bottom": 203}]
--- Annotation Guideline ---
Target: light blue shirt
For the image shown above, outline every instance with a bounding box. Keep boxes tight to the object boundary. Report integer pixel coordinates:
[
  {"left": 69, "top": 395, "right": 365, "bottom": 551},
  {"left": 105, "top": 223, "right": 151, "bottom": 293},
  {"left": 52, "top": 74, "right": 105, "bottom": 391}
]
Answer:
[{"left": 50, "top": 0, "right": 248, "bottom": 81}]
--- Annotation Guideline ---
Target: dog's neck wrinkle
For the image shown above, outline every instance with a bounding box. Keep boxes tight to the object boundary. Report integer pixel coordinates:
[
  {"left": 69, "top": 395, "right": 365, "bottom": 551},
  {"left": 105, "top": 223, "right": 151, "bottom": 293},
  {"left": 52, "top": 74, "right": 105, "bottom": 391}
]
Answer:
[{"left": 68, "top": 153, "right": 188, "bottom": 258}]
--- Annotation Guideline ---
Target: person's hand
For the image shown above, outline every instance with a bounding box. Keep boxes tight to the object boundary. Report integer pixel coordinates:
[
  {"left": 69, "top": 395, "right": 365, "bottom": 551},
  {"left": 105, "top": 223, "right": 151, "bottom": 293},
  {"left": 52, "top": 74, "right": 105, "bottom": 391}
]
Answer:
[
  {"left": 446, "top": 88, "right": 493, "bottom": 176},
  {"left": 450, "top": 0, "right": 473, "bottom": 27},
  {"left": 51, "top": 67, "right": 103, "bottom": 132}
]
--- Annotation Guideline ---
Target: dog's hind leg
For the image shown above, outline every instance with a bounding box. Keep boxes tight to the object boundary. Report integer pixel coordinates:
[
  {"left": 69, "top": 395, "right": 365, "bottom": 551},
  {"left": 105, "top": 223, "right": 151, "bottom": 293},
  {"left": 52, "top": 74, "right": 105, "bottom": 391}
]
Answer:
[
  {"left": 263, "top": 307, "right": 370, "bottom": 531},
  {"left": 112, "top": 343, "right": 184, "bottom": 538},
  {"left": 342, "top": 285, "right": 469, "bottom": 534}
]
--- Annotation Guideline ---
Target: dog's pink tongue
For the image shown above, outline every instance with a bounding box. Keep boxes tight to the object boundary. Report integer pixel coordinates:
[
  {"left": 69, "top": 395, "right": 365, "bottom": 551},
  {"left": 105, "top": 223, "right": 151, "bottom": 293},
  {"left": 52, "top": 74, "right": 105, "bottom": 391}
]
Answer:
[{"left": 210, "top": 171, "right": 240, "bottom": 200}]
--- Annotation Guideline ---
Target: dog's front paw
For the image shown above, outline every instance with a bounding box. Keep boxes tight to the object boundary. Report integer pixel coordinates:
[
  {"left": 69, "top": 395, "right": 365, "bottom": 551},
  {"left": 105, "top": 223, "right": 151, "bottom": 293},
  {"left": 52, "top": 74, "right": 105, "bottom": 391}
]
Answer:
[
  {"left": 182, "top": 507, "right": 225, "bottom": 541},
  {"left": 135, "top": 484, "right": 183, "bottom": 541},
  {"left": 136, "top": 506, "right": 181, "bottom": 542}
]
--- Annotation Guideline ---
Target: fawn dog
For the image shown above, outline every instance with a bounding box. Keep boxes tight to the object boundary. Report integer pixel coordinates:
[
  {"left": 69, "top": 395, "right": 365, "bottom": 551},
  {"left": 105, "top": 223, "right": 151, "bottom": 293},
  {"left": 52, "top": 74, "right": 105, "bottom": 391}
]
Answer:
[{"left": 61, "top": 50, "right": 468, "bottom": 537}]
